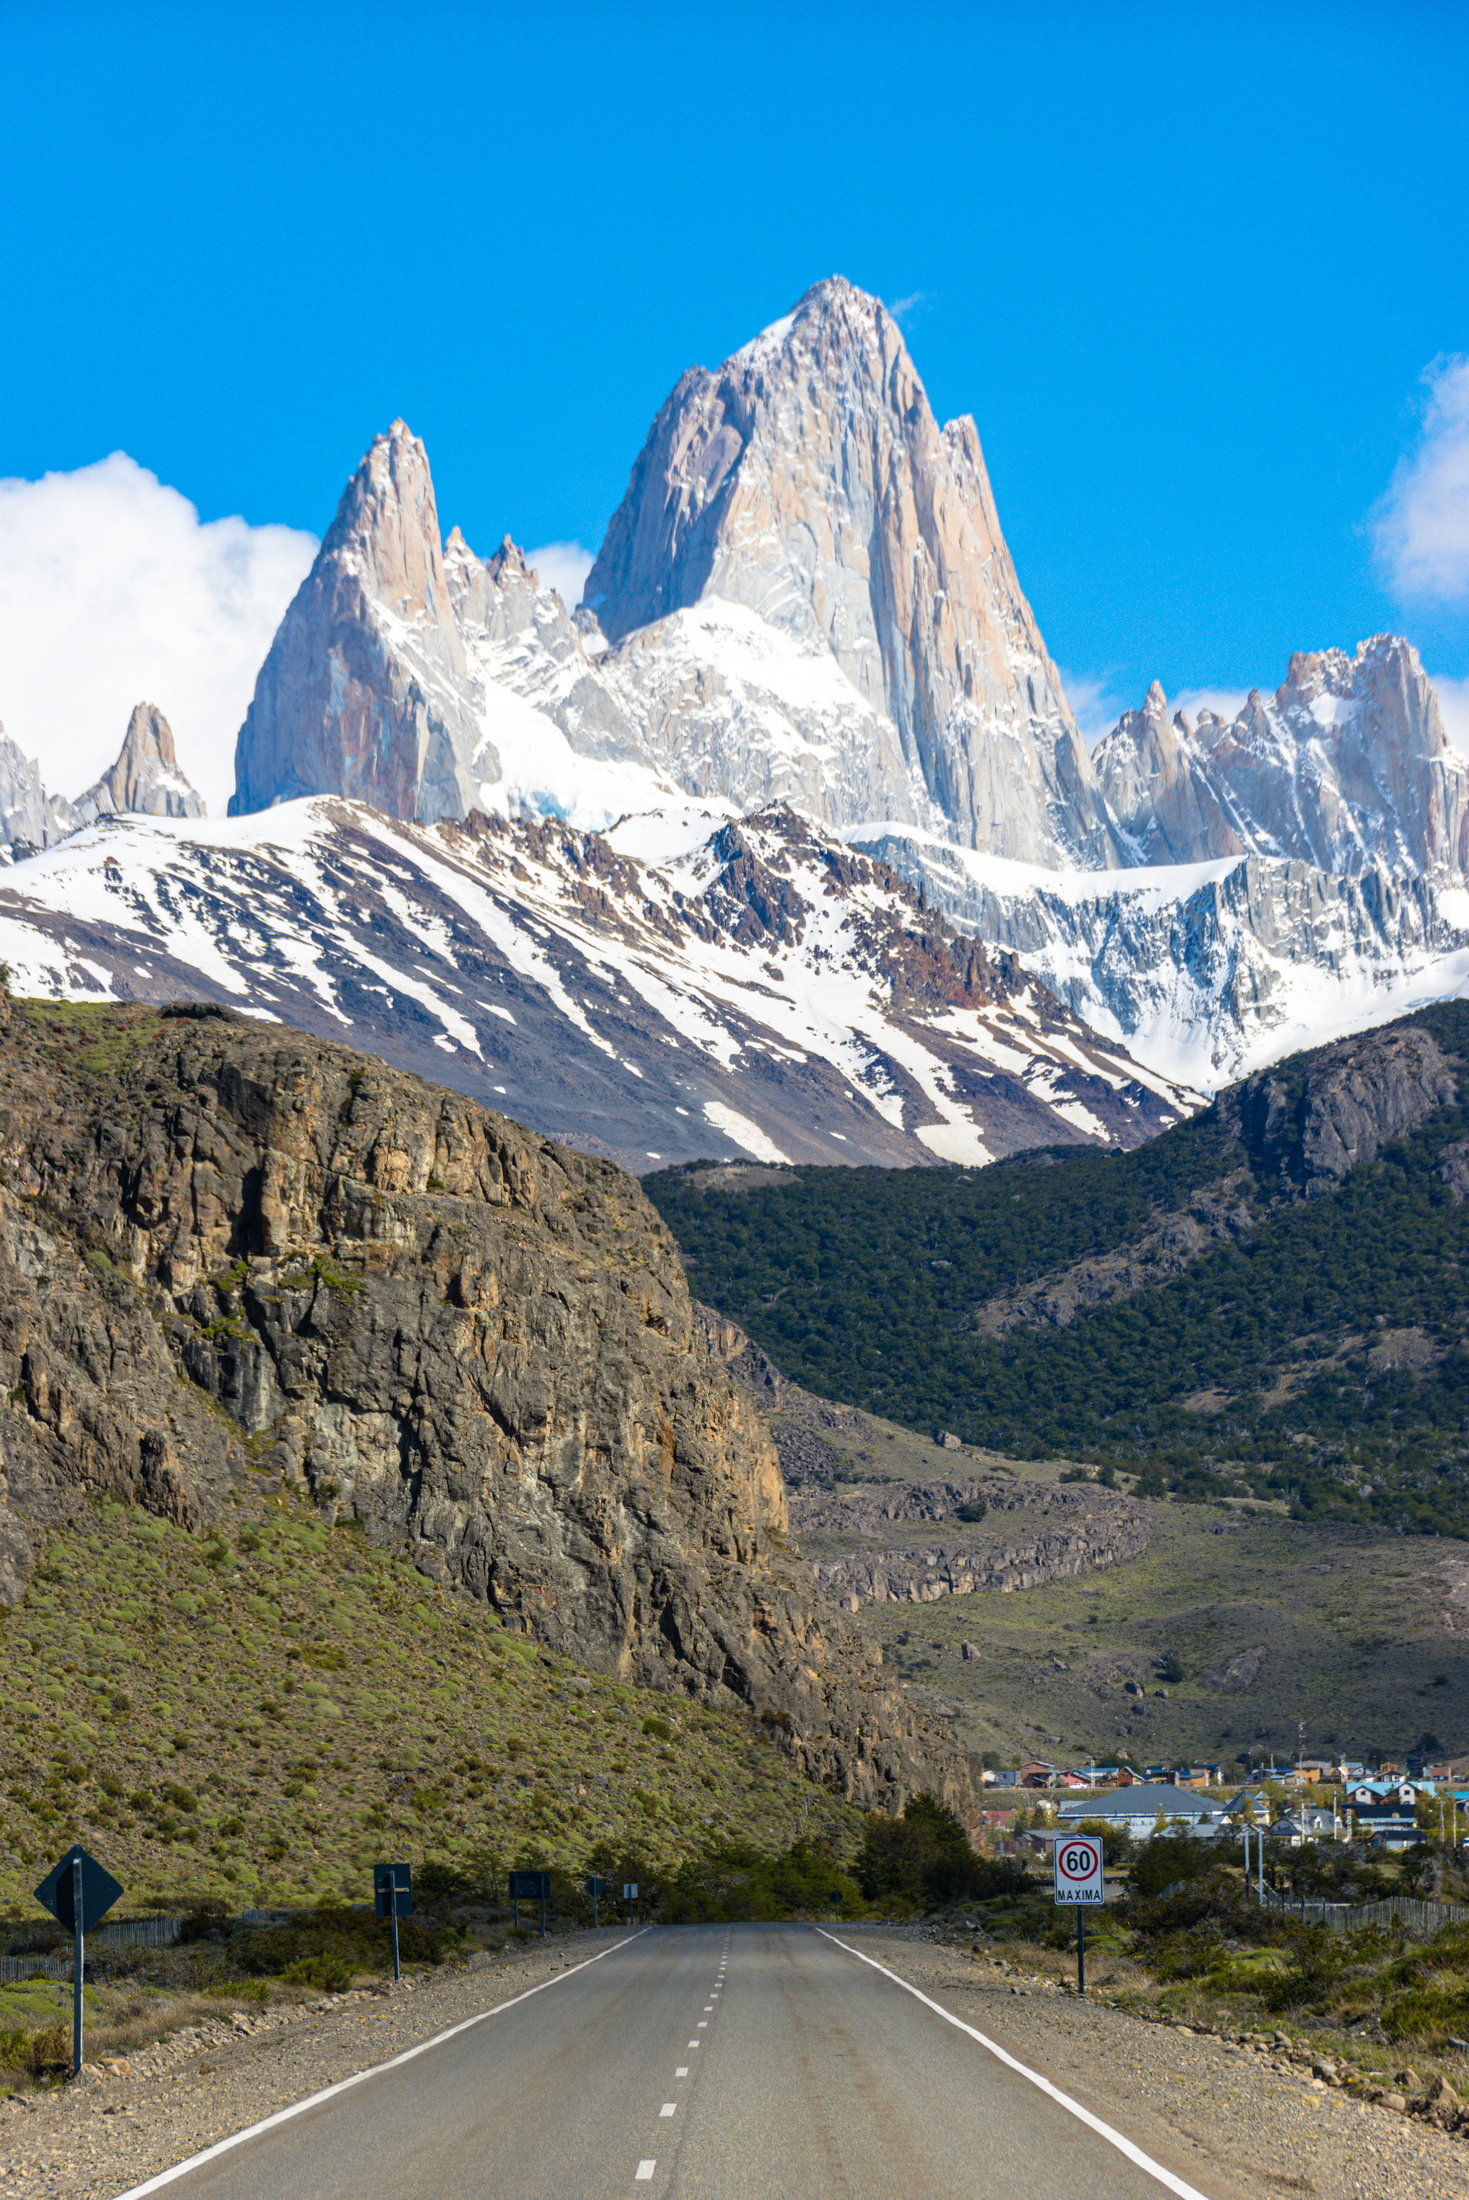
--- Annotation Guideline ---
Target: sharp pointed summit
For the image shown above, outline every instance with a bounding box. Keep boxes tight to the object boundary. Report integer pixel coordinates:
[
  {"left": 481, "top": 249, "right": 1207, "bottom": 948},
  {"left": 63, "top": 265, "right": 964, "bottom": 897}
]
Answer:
[
  {"left": 230, "top": 420, "right": 494, "bottom": 821},
  {"left": 582, "top": 275, "right": 1123, "bottom": 866},
  {"left": 74, "top": 702, "right": 205, "bottom": 826}
]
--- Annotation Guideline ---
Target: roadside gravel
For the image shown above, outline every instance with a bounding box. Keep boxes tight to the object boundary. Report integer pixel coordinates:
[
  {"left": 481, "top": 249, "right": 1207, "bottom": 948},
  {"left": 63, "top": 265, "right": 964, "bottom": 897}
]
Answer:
[
  {"left": 854, "top": 1927, "right": 1469, "bottom": 2200},
  {"left": 0, "top": 1929, "right": 631, "bottom": 2199}
]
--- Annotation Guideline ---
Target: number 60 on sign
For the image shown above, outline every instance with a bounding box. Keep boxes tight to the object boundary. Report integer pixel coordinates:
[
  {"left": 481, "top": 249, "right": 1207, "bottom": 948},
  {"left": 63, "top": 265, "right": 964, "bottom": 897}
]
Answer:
[{"left": 1053, "top": 1834, "right": 1104, "bottom": 1905}]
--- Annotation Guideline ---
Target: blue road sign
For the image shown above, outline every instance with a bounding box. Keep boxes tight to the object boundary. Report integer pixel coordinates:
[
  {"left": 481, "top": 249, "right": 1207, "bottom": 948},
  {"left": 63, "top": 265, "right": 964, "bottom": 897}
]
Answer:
[
  {"left": 34, "top": 1846, "right": 123, "bottom": 1933},
  {"left": 374, "top": 1863, "right": 413, "bottom": 1919}
]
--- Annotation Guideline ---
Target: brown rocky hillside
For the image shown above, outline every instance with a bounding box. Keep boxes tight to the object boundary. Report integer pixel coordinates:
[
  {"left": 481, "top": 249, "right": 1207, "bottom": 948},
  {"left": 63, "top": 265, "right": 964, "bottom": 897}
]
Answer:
[{"left": 0, "top": 998, "right": 968, "bottom": 1819}]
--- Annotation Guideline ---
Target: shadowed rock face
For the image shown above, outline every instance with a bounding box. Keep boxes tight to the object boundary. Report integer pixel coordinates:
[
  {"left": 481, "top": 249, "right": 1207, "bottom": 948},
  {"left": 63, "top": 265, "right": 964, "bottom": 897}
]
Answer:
[{"left": 0, "top": 999, "right": 970, "bottom": 1815}]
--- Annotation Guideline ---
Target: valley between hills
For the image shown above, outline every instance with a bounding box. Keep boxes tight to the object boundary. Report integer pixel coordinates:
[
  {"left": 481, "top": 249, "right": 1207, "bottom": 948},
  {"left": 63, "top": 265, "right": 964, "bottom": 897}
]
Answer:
[{"left": 778, "top": 1417, "right": 1469, "bottom": 1773}]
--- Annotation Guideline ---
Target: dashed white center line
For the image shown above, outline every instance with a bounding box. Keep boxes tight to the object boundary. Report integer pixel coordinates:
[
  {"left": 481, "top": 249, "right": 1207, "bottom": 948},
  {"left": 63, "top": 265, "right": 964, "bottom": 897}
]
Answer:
[
  {"left": 675, "top": 2066, "right": 689, "bottom": 2077},
  {"left": 660, "top": 2103, "right": 677, "bottom": 2118},
  {"left": 696, "top": 2020, "right": 707, "bottom": 2027},
  {"left": 636, "top": 2164, "right": 656, "bottom": 2182}
]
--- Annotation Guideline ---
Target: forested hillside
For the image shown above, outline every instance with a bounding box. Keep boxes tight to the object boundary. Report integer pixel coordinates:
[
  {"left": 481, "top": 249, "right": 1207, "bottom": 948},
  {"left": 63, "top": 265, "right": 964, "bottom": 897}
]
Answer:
[{"left": 646, "top": 1004, "right": 1469, "bottom": 1535}]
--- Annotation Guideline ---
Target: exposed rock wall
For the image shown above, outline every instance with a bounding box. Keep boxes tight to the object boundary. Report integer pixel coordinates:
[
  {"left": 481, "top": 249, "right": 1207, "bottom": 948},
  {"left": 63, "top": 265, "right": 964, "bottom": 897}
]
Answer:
[
  {"left": 792, "top": 1477, "right": 1149, "bottom": 1609},
  {"left": 0, "top": 999, "right": 970, "bottom": 1815},
  {"left": 809, "top": 1521, "right": 1149, "bottom": 1609}
]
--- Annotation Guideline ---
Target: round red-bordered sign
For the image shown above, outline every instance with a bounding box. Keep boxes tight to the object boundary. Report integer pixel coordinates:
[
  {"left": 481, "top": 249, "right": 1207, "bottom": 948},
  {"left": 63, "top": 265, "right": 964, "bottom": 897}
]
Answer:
[{"left": 1055, "top": 1837, "right": 1102, "bottom": 1883}]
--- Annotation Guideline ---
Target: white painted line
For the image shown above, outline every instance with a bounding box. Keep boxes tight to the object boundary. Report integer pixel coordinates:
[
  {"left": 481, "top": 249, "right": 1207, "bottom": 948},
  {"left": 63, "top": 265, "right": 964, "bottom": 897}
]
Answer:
[
  {"left": 688, "top": 2039, "right": 699, "bottom": 2048},
  {"left": 817, "top": 1933, "right": 1216, "bottom": 2200},
  {"left": 659, "top": 2102, "right": 676, "bottom": 2116},
  {"left": 636, "top": 2162, "right": 656, "bottom": 2181},
  {"left": 675, "top": 2065, "right": 689, "bottom": 2076},
  {"left": 696, "top": 2019, "right": 707, "bottom": 2026},
  {"left": 110, "top": 1932, "right": 648, "bottom": 2199}
]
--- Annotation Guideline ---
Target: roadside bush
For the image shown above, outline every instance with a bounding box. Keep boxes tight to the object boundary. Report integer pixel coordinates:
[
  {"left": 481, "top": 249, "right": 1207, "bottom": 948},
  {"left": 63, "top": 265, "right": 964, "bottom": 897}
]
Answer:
[
  {"left": 1258, "top": 1923, "right": 1349, "bottom": 2010},
  {"left": 857, "top": 1793, "right": 1029, "bottom": 1911},
  {"left": 1126, "top": 1832, "right": 1216, "bottom": 1902},
  {"left": 229, "top": 1908, "right": 448, "bottom": 1980},
  {"left": 281, "top": 1954, "right": 352, "bottom": 1993},
  {"left": 0, "top": 2023, "right": 69, "bottom": 2078},
  {"left": 661, "top": 1840, "right": 861, "bottom": 1923}
]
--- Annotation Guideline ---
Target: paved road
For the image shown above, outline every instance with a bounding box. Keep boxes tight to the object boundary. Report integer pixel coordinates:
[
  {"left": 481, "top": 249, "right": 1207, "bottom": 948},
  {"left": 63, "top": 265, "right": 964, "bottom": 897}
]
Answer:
[{"left": 126, "top": 1926, "right": 1211, "bottom": 2199}]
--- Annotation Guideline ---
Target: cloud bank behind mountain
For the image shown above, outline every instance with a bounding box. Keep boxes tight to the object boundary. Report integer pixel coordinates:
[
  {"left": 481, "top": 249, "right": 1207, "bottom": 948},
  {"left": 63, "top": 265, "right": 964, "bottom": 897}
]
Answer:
[{"left": 0, "top": 453, "right": 317, "bottom": 816}]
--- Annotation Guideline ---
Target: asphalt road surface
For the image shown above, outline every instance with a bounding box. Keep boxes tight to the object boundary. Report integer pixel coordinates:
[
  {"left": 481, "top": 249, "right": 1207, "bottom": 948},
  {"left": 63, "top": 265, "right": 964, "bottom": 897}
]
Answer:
[{"left": 120, "top": 1926, "right": 1214, "bottom": 2200}]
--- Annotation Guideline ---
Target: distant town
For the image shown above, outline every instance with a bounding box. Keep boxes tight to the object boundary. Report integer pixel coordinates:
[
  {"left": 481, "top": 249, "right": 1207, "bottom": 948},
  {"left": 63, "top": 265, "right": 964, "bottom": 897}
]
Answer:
[{"left": 981, "top": 1754, "right": 1465, "bottom": 1850}]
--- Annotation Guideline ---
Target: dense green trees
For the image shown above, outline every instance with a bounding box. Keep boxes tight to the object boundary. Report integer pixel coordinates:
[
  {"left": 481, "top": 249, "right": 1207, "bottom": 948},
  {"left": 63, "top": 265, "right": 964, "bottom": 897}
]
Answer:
[{"left": 646, "top": 1009, "right": 1469, "bottom": 1533}]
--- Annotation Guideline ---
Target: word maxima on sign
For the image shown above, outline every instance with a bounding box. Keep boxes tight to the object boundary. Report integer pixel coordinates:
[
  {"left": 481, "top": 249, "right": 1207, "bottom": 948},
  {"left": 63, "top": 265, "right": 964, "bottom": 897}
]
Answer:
[{"left": 1052, "top": 1834, "right": 1104, "bottom": 1905}]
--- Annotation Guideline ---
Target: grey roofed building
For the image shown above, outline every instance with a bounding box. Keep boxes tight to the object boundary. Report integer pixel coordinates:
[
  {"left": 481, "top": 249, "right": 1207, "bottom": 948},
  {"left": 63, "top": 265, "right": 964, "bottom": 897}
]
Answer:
[{"left": 1054, "top": 1783, "right": 1227, "bottom": 1838}]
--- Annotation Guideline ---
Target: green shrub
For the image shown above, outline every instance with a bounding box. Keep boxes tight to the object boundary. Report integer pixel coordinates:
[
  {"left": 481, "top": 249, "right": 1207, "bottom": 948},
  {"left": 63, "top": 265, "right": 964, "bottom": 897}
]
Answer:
[
  {"left": 0, "top": 2022, "right": 69, "bottom": 2077},
  {"left": 856, "top": 1793, "right": 1028, "bottom": 1910}
]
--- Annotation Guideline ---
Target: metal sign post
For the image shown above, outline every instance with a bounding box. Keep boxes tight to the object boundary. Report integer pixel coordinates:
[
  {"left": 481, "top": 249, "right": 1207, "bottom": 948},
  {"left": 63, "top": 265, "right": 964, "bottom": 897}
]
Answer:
[
  {"left": 374, "top": 1863, "right": 412, "bottom": 1981},
  {"left": 585, "top": 1876, "right": 606, "bottom": 1927},
  {"left": 509, "top": 1871, "right": 552, "bottom": 1939},
  {"left": 622, "top": 1880, "right": 639, "bottom": 1925},
  {"left": 1052, "top": 1834, "right": 1104, "bottom": 1996},
  {"left": 34, "top": 1845, "right": 123, "bottom": 2077}
]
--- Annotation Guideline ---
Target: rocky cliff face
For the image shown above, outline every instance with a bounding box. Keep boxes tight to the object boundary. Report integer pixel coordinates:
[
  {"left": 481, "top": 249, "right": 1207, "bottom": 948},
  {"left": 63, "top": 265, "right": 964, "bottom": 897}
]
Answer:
[
  {"left": 230, "top": 422, "right": 495, "bottom": 822},
  {"left": 0, "top": 998, "right": 970, "bottom": 1814},
  {"left": 0, "top": 730, "right": 75, "bottom": 857},
  {"left": 73, "top": 702, "right": 205, "bottom": 825},
  {"left": 793, "top": 1477, "right": 1149, "bottom": 1609},
  {"left": 584, "top": 277, "right": 1121, "bottom": 867},
  {"left": 1093, "top": 637, "right": 1469, "bottom": 878}
]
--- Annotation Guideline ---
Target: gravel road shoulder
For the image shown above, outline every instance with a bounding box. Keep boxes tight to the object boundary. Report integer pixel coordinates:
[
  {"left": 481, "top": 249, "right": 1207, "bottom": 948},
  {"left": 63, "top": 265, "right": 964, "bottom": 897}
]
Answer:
[
  {"left": 0, "top": 1929, "right": 633, "bottom": 2199},
  {"left": 851, "top": 1926, "right": 1469, "bottom": 2200}
]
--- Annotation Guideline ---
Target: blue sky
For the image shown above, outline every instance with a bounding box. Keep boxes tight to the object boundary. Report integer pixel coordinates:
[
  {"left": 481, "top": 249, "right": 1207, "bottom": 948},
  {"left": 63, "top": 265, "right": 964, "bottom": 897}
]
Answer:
[{"left": 2, "top": 0, "right": 1468, "bottom": 800}]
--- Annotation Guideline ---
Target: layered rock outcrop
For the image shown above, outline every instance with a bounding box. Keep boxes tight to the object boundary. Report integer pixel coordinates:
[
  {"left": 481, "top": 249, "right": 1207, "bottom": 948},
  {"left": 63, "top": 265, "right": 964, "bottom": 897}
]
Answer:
[
  {"left": 794, "top": 1478, "right": 1150, "bottom": 1609},
  {"left": 0, "top": 997, "right": 970, "bottom": 1813}
]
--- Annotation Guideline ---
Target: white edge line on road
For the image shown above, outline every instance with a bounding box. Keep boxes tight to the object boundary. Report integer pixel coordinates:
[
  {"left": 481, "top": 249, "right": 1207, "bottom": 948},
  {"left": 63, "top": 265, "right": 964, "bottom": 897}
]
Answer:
[
  {"left": 817, "top": 1931, "right": 1216, "bottom": 2200},
  {"left": 109, "top": 1932, "right": 648, "bottom": 2200}
]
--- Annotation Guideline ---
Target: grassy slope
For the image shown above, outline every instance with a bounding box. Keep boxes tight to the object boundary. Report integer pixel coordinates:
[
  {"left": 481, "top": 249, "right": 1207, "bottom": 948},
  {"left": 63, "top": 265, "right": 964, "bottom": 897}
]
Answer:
[
  {"left": 790, "top": 1417, "right": 1469, "bottom": 1769},
  {"left": 645, "top": 1004, "right": 1469, "bottom": 1532},
  {"left": 0, "top": 1490, "right": 860, "bottom": 1923}
]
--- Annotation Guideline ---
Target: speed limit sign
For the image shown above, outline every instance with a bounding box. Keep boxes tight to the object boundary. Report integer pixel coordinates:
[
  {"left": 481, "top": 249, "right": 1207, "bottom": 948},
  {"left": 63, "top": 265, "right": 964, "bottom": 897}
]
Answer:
[{"left": 1053, "top": 1833, "right": 1104, "bottom": 1905}]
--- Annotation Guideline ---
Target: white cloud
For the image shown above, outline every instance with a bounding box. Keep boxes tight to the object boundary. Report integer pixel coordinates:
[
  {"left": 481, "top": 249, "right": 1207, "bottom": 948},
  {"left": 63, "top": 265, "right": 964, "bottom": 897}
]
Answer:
[
  {"left": 0, "top": 453, "right": 317, "bottom": 817},
  {"left": 526, "top": 540, "right": 595, "bottom": 611},
  {"left": 1431, "top": 672, "right": 1469, "bottom": 755},
  {"left": 885, "top": 290, "right": 933, "bottom": 328},
  {"left": 1060, "top": 669, "right": 1126, "bottom": 748},
  {"left": 1171, "top": 686, "right": 1248, "bottom": 727},
  {"left": 1374, "top": 356, "right": 1469, "bottom": 602}
]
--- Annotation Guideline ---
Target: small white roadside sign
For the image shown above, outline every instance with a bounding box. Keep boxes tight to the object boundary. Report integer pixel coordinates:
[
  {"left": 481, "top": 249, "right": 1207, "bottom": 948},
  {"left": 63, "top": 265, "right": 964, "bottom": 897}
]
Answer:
[{"left": 1053, "top": 1833, "right": 1104, "bottom": 1906}]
